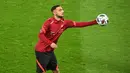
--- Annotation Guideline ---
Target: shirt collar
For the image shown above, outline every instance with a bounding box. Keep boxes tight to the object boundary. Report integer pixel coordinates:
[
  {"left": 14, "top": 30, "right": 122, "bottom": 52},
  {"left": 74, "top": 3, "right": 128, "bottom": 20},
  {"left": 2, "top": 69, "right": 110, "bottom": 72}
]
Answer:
[{"left": 52, "top": 17, "right": 64, "bottom": 23}]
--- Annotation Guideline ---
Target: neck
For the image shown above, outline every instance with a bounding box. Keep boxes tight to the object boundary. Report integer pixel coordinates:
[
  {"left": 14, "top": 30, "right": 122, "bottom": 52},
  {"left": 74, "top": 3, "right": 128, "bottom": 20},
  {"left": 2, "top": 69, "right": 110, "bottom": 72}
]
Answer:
[{"left": 54, "top": 15, "right": 61, "bottom": 21}]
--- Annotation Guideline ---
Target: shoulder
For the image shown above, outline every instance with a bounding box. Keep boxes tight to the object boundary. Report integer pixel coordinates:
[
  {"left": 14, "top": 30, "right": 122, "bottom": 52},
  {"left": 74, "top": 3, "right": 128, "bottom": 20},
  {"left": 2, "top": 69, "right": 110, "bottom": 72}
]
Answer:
[
  {"left": 64, "top": 19, "right": 73, "bottom": 22},
  {"left": 46, "top": 17, "right": 54, "bottom": 22},
  {"left": 44, "top": 17, "right": 54, "bottom": 24},
  {"left": 64, "top": 19, "right": 76, "bottom": 26},
  {"left": 64, "top": 19, "right": 75, "bottom": 24}
]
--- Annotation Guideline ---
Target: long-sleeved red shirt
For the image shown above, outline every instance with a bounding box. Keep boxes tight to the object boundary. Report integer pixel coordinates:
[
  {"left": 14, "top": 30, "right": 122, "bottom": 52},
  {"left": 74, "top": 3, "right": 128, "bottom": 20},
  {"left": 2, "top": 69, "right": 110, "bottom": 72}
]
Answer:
[{"left": 35, "top": 17, "right": 97, "bottom": 52}]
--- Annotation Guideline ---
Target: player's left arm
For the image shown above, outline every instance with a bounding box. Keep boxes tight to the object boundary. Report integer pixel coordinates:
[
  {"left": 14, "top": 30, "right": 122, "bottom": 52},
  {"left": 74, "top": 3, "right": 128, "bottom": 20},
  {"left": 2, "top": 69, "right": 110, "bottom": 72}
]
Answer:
[
  {"left": 66, "top": 14, "right": 109, "bottom": 28},
  {"left": 66, "top": 20, "right": 97, "bottom": 28}
]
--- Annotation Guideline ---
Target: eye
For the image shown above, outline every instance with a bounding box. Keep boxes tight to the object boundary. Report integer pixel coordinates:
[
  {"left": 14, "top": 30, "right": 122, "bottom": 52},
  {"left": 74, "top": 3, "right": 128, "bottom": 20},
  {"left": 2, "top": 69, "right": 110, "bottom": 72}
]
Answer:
[
  {"left": 59, "top": 9, "right": 63, "bottom": 11},
  {"left": 59, "top": 9, "right": 62, "bottom": 11}
]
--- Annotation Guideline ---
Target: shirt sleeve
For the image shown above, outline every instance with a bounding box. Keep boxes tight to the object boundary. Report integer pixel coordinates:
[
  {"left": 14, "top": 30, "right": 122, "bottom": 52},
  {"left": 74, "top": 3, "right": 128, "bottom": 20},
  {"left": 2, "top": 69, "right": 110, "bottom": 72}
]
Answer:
[
  {"left": 39, "top": 20, "right": 53, "bottom": 45},
  {"left": 66, "top": 20, "right": 97, "bottom": 28}
]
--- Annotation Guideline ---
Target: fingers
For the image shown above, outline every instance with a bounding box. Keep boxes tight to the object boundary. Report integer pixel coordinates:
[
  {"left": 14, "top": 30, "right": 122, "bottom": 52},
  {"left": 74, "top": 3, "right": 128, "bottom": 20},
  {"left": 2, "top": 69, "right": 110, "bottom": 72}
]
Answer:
[{"left": 50, "top": 43, "right": 58, "bottom": 49}]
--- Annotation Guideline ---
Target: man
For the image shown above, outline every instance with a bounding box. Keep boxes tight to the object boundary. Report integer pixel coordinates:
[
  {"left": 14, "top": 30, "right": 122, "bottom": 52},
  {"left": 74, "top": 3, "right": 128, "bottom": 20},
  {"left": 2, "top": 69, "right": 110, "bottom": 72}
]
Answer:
[{"left": 35, "top": 5, "right": 108, "bottom": 73}]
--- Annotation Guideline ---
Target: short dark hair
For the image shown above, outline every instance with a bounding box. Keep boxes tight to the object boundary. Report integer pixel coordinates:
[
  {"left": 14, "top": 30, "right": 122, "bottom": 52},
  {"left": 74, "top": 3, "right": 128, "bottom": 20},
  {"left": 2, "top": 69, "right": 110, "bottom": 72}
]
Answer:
[{"left": 51, "top": 5, "right": 61, "bottom": 12}]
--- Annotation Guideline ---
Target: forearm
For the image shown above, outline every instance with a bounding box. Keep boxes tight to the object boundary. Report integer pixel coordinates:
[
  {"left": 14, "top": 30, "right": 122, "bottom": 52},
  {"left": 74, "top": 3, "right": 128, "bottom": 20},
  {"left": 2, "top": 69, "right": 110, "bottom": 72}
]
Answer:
[
  {"left": 39, "top": 33, "right": 52, "bottom": 45},
  {"left": 75, "top": 20, "right": 97, "bottom": 27}
]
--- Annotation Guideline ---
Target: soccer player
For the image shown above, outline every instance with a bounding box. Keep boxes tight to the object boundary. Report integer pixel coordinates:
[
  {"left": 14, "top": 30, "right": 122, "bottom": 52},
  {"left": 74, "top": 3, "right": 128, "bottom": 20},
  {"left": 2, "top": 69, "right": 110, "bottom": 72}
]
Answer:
[{"left": 35, "top": 5, "right": 108, "bottom": 73}]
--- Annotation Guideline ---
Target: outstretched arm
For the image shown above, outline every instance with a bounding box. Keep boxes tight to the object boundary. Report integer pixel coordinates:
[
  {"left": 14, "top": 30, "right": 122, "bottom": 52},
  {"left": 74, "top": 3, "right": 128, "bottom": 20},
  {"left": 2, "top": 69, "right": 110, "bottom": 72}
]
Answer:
[
  {"left": 74, "top": 20, "right": 97, "bottom": 27},
  {"left": 66, "top": 14, "right": 109, "bottom": 28},
  {"left": 66, "top": 20, "right": 97, "bottom": 28}
]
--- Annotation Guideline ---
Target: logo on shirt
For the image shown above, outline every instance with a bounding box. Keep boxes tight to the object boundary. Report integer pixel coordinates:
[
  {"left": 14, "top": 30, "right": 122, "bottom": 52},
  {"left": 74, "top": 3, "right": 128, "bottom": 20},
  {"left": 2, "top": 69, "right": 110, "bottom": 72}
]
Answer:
[
  {"left": 50, "top": 24, "right": 64, "bottom": 36},
  {"left": 50, "top": 31, "right": 55, "bottom": 35}
]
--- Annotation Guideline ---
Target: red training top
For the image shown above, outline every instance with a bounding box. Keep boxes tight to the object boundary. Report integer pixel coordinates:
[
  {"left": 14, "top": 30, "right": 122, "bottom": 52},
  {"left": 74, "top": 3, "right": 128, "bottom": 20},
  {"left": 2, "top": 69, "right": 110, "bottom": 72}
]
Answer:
[{"left": 35, "top": 17, "right": 97, "bottom": 52}]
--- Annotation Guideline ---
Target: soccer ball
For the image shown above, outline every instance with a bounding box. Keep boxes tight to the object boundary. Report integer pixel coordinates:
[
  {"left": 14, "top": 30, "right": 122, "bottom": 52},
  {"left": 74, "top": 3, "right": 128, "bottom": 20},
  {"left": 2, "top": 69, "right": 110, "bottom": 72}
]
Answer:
[{"left": 96, "top": 14, "right": 109, "bottom": 26}]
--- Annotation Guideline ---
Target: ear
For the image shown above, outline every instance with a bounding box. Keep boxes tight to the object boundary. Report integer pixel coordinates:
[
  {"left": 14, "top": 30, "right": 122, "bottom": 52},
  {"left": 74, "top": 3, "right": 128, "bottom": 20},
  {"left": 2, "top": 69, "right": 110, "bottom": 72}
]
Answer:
[{"left": 53, "top": 10, "right": 56, "bottom": 15}]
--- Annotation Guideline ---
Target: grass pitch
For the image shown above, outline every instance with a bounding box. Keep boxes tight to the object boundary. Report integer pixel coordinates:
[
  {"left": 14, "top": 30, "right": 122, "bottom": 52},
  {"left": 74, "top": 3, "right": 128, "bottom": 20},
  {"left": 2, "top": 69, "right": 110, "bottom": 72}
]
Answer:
[{"left": 0, "top": 0, "right": 130, "bottom": 73}]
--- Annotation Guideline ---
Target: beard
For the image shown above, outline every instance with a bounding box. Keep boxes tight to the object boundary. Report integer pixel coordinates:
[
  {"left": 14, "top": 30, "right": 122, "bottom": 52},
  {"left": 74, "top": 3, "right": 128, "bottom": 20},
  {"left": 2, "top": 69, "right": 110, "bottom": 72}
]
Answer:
[{"left": 56, "top": 14, "right": 63, "bottom": 18}]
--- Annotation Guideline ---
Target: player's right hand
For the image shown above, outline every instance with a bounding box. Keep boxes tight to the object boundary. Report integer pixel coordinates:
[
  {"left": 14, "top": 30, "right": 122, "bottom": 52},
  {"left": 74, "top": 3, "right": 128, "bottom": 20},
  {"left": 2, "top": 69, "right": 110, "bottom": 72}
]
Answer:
[{"left": 50, "top": 43, "right": 58, "bottom": 49}]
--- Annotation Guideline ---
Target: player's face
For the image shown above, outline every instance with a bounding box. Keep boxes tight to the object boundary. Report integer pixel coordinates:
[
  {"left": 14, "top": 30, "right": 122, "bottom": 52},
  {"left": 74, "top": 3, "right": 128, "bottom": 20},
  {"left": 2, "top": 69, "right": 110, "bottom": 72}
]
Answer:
[{"left": 54, "top": 6, "right": 64, "bottom": 17}]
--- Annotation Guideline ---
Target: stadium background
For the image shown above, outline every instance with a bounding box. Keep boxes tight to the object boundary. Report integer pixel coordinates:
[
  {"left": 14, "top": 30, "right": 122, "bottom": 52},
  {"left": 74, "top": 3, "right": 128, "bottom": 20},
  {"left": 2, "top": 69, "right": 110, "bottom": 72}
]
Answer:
[{"left": 0, "top": 0, "right": 130, "bottom": 73}]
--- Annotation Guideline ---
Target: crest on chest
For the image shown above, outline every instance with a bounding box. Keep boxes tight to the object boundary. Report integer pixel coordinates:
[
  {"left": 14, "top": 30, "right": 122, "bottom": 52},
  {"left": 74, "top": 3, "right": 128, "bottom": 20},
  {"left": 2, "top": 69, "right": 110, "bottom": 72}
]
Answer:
[{"left": 50, "top": 23, "right": 64, "bottom": 35}]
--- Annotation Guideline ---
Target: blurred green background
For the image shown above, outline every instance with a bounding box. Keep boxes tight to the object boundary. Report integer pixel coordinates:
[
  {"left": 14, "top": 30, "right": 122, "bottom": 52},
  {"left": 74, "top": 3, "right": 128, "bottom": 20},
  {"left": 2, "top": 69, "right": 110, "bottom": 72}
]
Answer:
[{"left": 0, "top": 0, "right": 130, "bottom": 73}]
